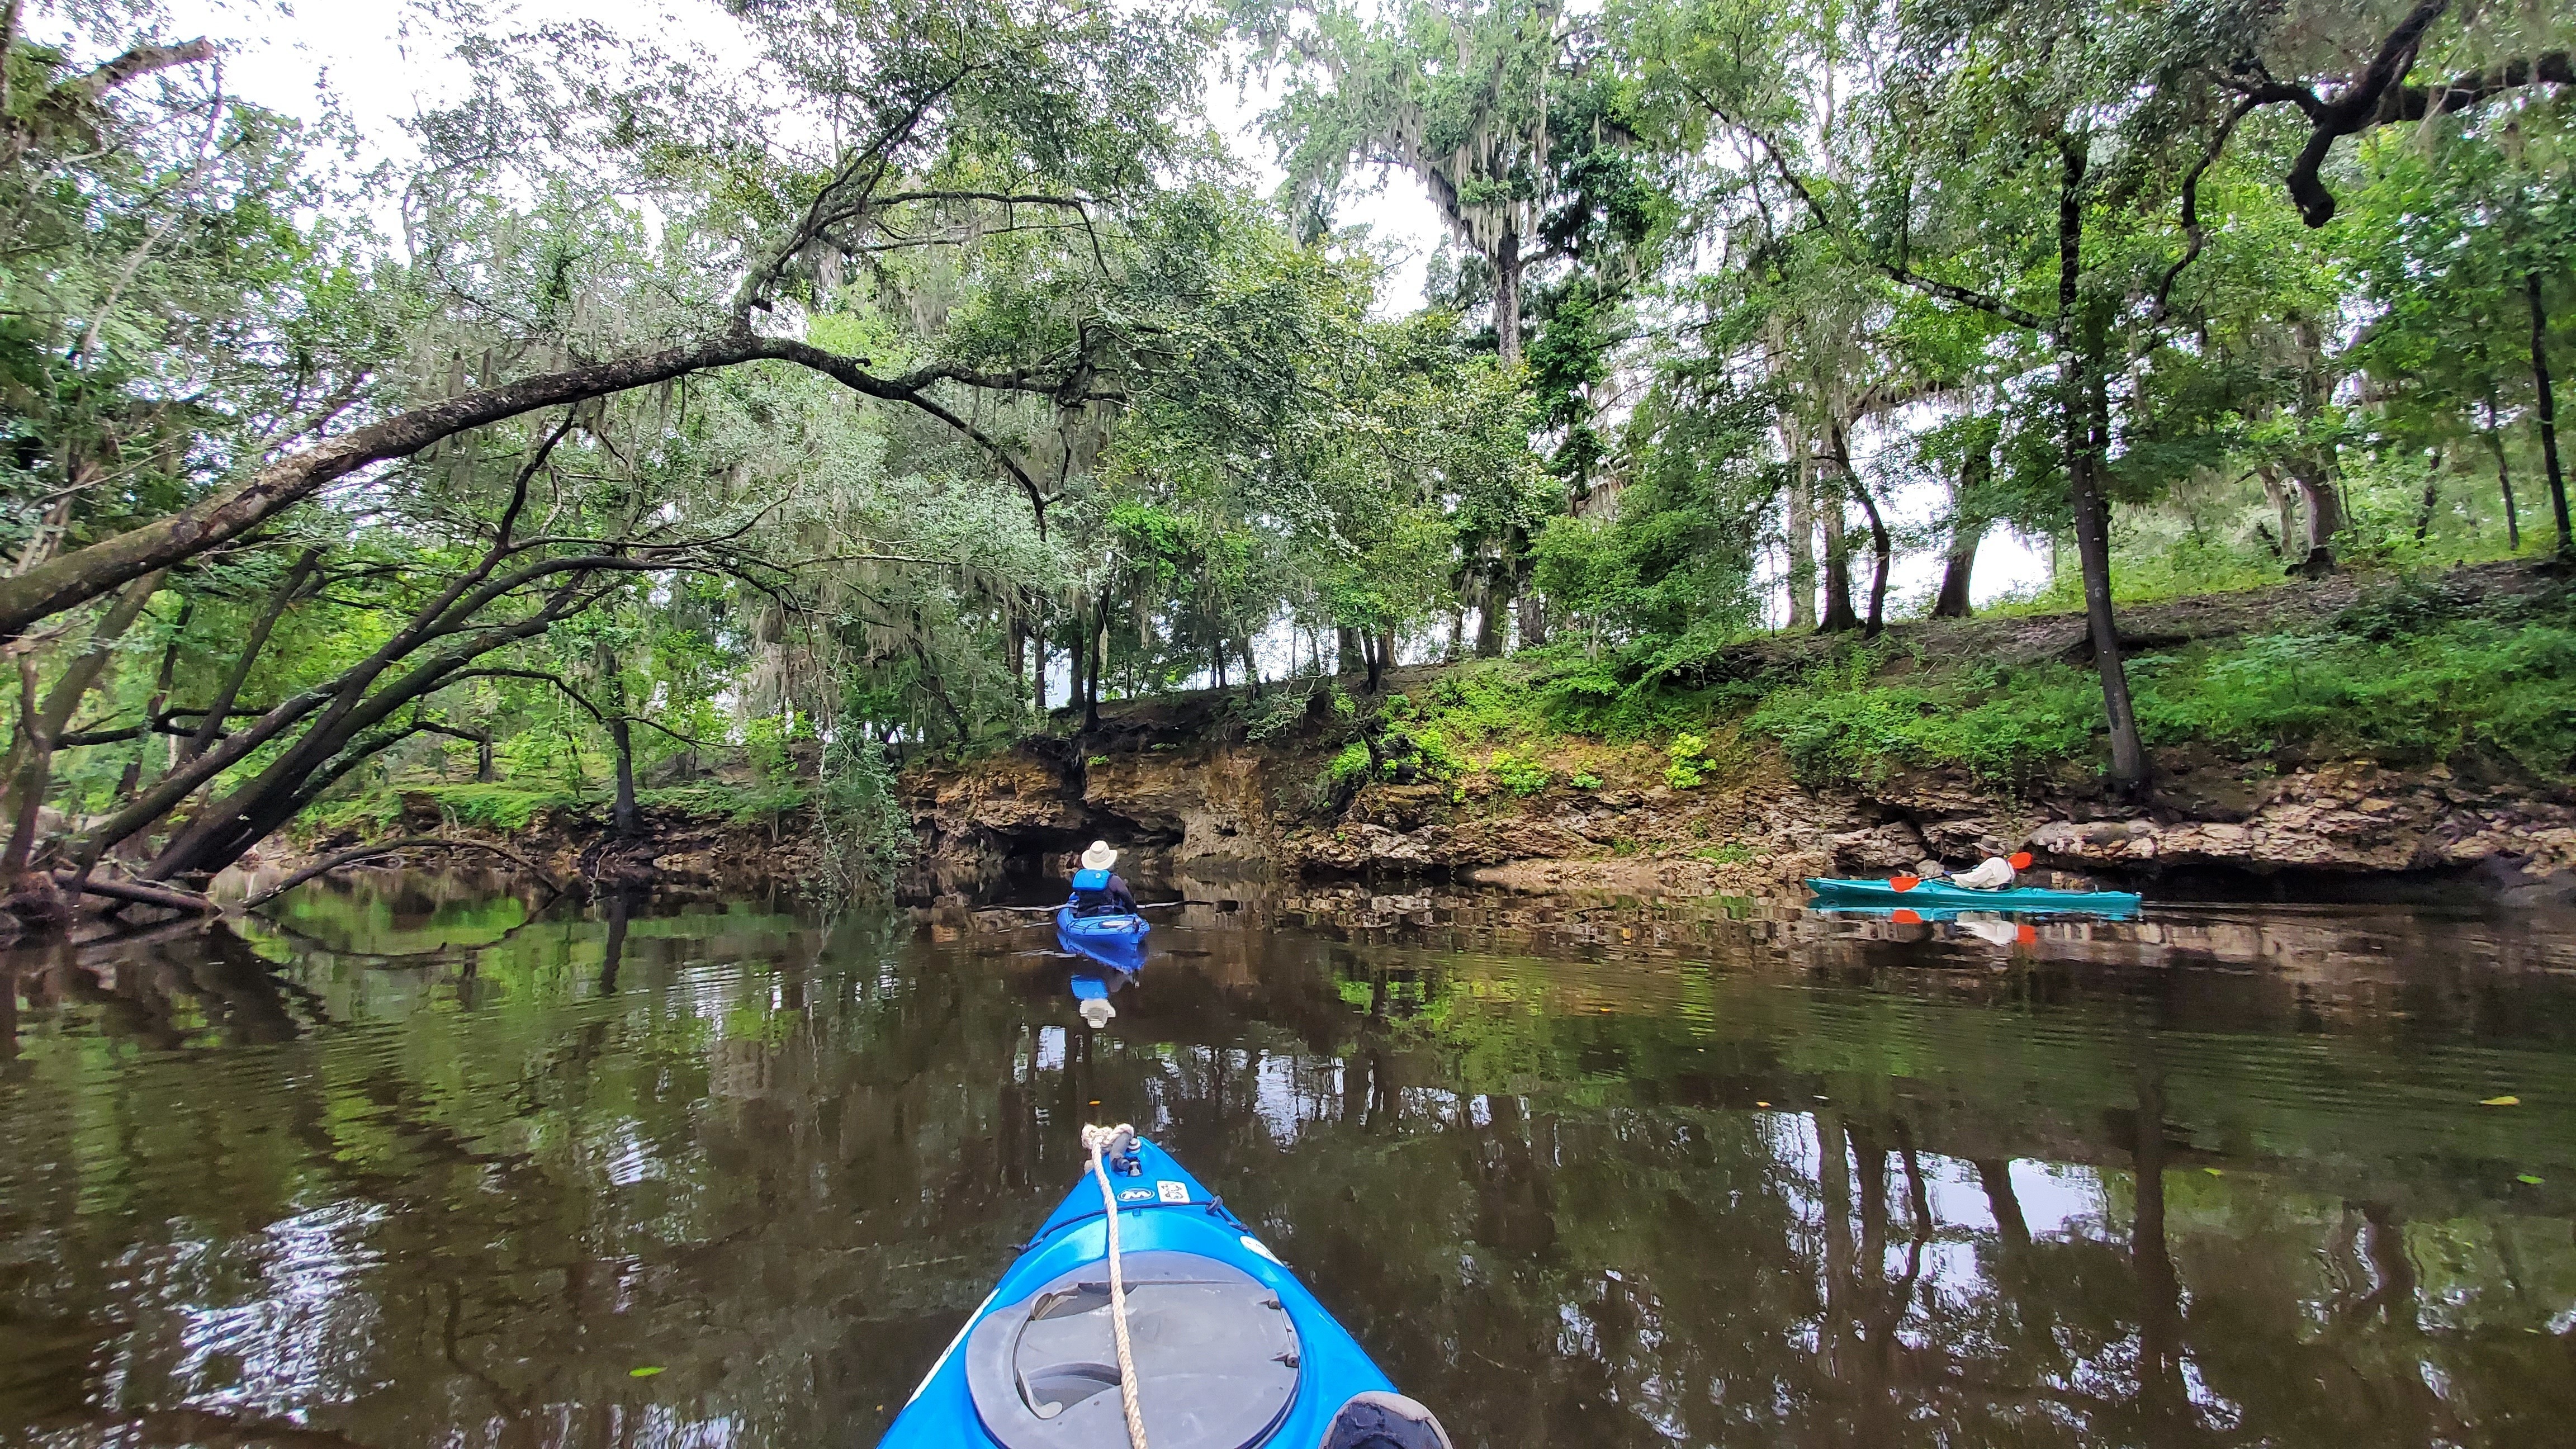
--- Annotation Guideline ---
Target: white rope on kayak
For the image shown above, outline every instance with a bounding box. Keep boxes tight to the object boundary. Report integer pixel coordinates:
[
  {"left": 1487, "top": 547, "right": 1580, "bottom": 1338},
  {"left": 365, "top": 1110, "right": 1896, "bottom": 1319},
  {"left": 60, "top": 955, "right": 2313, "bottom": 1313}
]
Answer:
[{"left": 1081, "top": 1122, "right": 1149, "bottom": 1449}]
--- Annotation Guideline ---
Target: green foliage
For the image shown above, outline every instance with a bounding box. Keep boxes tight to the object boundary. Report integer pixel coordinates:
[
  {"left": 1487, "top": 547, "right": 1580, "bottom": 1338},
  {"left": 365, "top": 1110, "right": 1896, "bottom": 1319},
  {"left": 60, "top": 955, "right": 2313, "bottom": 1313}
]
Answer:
[
  {"left": 1570, "top": 770, "right": 1603, "bottom": 790},
  {"left": 1747, "top": 663, "right": 2103, "bottom": 790},
  {"left": 1744, "top": 583, "right": 2576, "bottom": 787},
  {"left": 1239, "top": 684, "right": 1319, "bottom": 741},
  {"left": 1485, "top": 749, "right": 1550, "bottom": 795},
  {"left": 1327, "top": 741, "right": 1374, "bottom": 785},
  {"left": 1663, "top": 732, "right": 1711, "bottom": 790},
  {"left": 1381, "top": 726, "right": 1467, "bottom": 780},
  {"left": 636, "top": 781, "right": 815, "bottom": 828},
  {"left": 1394, "top": 664, "right": 1538, "bottom": 742},
  {"left": 2129, "top": 603, "right": 2576, "bottom": 776},
  {"left": 812, "top": 736, "right": 915, "bottom": 893},
  {"left": 417, "top": 784, "right": 585, "bottom": 832}
]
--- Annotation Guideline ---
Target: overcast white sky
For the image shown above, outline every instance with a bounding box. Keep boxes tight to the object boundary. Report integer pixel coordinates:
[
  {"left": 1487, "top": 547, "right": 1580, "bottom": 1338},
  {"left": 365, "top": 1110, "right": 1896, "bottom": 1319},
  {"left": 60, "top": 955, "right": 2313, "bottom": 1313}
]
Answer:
[
  {"left": 150, "top": 0, "right": 2038, "bottom": 621},
  {"left": 155, "top": 0, "right": 1451, "bottom": 304}
]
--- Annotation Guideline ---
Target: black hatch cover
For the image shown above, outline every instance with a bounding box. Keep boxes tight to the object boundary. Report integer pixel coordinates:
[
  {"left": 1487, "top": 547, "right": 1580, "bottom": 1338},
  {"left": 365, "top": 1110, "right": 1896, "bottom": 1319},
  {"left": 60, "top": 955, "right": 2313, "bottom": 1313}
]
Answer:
[{"left": 964, "top": 1249, "right": 1303, "bottom": 1449}]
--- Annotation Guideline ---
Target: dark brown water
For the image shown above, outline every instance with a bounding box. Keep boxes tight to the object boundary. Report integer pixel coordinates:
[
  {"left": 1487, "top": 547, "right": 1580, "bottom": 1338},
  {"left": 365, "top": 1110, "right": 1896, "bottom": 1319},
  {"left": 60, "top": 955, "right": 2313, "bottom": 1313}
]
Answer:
[{"left": 4, "top": 876, "right": 2574, "bottom": 1448}]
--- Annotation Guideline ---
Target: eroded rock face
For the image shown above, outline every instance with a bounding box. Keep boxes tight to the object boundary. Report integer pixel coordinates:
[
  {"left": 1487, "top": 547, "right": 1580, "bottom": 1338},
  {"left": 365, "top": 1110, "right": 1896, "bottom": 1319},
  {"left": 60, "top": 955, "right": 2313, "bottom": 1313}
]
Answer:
[
  {"left": 899, "top": 731, "right": 2575, "bottom": 905},
  {"left": 1081, "top": 748, "right": 1278, "bottom": 860},
  {"left": 2020, "top": 762, "right": 2576, "bottom": 898}
]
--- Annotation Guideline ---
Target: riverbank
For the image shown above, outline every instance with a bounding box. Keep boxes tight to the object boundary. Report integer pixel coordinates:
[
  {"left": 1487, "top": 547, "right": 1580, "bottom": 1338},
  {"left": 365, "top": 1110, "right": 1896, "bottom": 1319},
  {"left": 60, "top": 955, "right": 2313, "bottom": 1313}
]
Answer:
[
  {"left": 910, "top": 560, "right": 2576, "bottom": 907},
  {"left": 236, "top": 560, "right": 2576, "bottom": 912}
]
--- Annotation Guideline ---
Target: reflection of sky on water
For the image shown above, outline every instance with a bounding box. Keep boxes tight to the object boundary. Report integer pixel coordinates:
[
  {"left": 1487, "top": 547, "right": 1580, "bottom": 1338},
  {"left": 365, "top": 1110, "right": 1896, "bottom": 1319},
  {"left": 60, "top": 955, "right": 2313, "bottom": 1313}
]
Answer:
[
  {"left": 172, "top": 1200, "right": 386, "bottom": 1418},
  {"left": 2014, "top": 1159, "right": 2109, "bottom": 1239}
]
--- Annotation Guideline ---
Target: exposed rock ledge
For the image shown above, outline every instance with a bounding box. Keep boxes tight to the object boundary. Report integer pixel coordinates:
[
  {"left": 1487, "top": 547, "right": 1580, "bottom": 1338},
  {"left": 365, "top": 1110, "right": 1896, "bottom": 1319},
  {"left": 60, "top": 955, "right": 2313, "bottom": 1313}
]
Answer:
[{"left": 903, "top": 726, "right": 2576, "bottom": 907}]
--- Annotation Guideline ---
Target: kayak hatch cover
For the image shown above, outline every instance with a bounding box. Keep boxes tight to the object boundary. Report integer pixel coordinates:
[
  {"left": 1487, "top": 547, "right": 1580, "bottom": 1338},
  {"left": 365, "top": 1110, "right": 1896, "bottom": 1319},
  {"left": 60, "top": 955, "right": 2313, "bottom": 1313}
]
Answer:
[{"left": 877, "top": 1135, "right": 1450, "bottom": 1448}]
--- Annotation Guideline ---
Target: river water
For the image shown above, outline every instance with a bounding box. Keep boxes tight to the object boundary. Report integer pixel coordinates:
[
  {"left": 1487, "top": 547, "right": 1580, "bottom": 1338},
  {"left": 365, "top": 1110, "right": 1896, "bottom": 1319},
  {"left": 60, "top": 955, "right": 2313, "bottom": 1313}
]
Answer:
[{"left": 3, "top": 875, "right": 2573, "bottom": 1448}]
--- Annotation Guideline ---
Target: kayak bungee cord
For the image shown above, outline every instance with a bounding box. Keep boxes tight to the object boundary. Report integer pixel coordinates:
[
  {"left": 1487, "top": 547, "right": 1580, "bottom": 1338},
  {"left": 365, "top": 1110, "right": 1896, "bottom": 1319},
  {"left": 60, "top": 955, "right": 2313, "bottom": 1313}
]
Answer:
[{"left": 1080, "top": 1122, "right": 1150, "bottom": 1449}]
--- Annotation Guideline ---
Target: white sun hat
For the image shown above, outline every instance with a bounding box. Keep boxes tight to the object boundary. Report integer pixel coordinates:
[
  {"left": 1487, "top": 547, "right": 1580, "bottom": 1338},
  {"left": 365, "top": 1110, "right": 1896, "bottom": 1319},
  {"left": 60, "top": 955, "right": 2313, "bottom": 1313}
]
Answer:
[{"left": 1080, "top": 841, "right": 1118, "bottom": 871}]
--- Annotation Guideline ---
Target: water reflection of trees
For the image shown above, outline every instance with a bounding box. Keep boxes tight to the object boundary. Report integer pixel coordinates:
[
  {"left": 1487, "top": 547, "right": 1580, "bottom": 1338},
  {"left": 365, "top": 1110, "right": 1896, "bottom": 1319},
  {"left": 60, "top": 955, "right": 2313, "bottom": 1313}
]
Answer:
[{"left": 0, "top": 893, "right": 2570, "bottom": 1448}]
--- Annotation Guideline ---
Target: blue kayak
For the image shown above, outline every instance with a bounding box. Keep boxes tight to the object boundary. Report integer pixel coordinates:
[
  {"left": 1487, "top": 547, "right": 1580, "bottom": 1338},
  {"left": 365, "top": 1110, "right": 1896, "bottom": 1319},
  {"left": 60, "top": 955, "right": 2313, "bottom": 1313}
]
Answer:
[
  {"left": 1805, "top": 876, "right": 2141, "bottom": 915},
  {"left": 1056, "top": 906, "right": 1149, "bottom": 973},
  {"left": 878, "top": 1134, "right": 1452, "bottom": 1448}
]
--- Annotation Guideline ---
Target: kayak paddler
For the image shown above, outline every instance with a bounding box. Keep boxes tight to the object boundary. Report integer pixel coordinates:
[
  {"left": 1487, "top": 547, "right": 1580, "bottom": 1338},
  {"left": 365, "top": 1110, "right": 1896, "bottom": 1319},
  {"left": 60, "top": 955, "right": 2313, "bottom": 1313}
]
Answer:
[
  {"left": 1070, "top": 840, "right": 1139, "bottom": 917},
  {"left": 1921, "top": 850, "right": 2035, "bottom": 891}
]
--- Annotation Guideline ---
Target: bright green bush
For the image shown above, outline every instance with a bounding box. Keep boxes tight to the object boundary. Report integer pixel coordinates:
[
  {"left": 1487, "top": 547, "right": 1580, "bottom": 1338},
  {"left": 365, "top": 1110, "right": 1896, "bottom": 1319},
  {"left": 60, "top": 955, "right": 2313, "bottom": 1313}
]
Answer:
[
  {"left": 1406, "top": 727, "right": 1469, "bottom": 779},
  {"left": 1486, "top": 749, "right": 1551, "bottom": 795},
  {"left": 1327, "top": 741, "right": 1374, "bottom": 785},
  {"left": 1664, "top": 732, "right": 1709, "bottom": 789}
]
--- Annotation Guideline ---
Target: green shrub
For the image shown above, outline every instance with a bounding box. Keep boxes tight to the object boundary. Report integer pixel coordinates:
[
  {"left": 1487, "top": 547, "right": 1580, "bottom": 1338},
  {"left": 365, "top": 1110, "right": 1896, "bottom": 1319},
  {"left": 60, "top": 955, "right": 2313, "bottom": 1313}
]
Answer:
[
  {"left": 1486, "top": 749, "right": 1551, "bottom": 795},
  {"left": 1664, "top": 732, "right": 1710, "bottom": 789},
  {"left": 635, "top": 781, "right": 811, "bottom": 826},
  {"left": 1240, "top": 685, "right": 1314, "bottom": 741},
  {"left": 1571, "top": 771, "right": 1602, "bottom": 790},
  {"left": 414, "top": 783, "right": 583, "bottom": 831},
  {"left": 1327, "top": 741, "right": 1373, "bottom": 785},
  {"left": 1747, "top": 664, "right": 2106, "bottom": 789},
  {"left": 1409, "top": 727, "right": 1468, "bottom": 779}
]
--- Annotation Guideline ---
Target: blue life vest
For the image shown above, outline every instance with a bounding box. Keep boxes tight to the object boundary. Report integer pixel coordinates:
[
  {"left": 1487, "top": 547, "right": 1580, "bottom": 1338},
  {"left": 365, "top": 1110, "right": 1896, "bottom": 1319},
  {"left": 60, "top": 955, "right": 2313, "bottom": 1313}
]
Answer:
[{"left": 1070, "top": 868, "right": 1117, "bottom": 916}]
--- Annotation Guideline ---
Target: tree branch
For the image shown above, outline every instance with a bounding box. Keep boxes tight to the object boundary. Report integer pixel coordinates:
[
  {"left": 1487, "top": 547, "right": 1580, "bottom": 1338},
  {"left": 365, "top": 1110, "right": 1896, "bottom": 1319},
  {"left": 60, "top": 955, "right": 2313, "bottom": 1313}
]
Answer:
[
  {"left": 1683, "top": 83, "right": 2048, "bottom": 332},
  {"left": 0, "top": 332, "right": 1103, "bottom": 639},
  {"left": 49, "top": 38, "right": 216, "bottom": 112},
  {"left": 2152, "top": 96, "right": 2258, "bottom": 316},
  {"left": 2219, "top": 0, "right": 2561, "bottom": 226},
  {"left": 55, "top": 870, "right": 218, "bottom": 915}
]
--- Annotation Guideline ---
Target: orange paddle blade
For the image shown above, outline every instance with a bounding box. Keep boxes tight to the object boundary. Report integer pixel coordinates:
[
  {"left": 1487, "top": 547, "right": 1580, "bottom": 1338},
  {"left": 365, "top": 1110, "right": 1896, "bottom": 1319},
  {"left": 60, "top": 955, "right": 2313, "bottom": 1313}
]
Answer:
[
  {"left": 2008, "top": 851, "right": 2033, "bottom": 869},
  {"left": 1893, "top": 908, "right": 1921, "bottom": 925},
  {"left": 1890, "top": 875, "right": 1920, "bottom": 892},
  {"left": 2016, "top": 924, "right": 2038, "bottom": 945}
]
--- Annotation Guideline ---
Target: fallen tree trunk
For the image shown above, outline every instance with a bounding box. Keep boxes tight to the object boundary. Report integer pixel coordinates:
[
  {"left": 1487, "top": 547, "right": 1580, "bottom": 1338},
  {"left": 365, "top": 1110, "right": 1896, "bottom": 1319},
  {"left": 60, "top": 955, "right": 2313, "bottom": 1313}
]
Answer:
[
  {"left": 239, "top": 837, "right": 565, "bottom": 910},
  {"left": 54, "top": 870, "right": 219, "bottom": 914}
]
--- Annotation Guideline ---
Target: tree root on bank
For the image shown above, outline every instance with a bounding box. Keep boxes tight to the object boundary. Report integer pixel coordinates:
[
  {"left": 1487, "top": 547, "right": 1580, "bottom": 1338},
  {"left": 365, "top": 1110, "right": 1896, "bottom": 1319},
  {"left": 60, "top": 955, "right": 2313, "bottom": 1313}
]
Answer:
[{"left": 239, "top": 837, "right": 566, "bottom": 910}]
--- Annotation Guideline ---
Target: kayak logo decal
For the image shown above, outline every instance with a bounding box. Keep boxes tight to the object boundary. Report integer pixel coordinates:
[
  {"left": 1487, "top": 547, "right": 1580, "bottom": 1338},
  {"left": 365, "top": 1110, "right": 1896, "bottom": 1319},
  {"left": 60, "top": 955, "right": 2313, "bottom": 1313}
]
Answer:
[
  {"left": 1118, "top": 1187, "right": 1155, "bottom": 1202},
  {"left": 1157, "top": 1181, "right": 1188, "bottom": 1204}
]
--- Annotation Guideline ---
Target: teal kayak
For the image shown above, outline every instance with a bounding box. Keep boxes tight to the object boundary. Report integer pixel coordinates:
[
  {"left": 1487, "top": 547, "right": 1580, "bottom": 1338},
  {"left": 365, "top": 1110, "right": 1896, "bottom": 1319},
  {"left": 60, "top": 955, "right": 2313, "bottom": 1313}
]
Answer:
[{"left": 1803, "top": 876, "right": 2141, "bottom": 914}]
